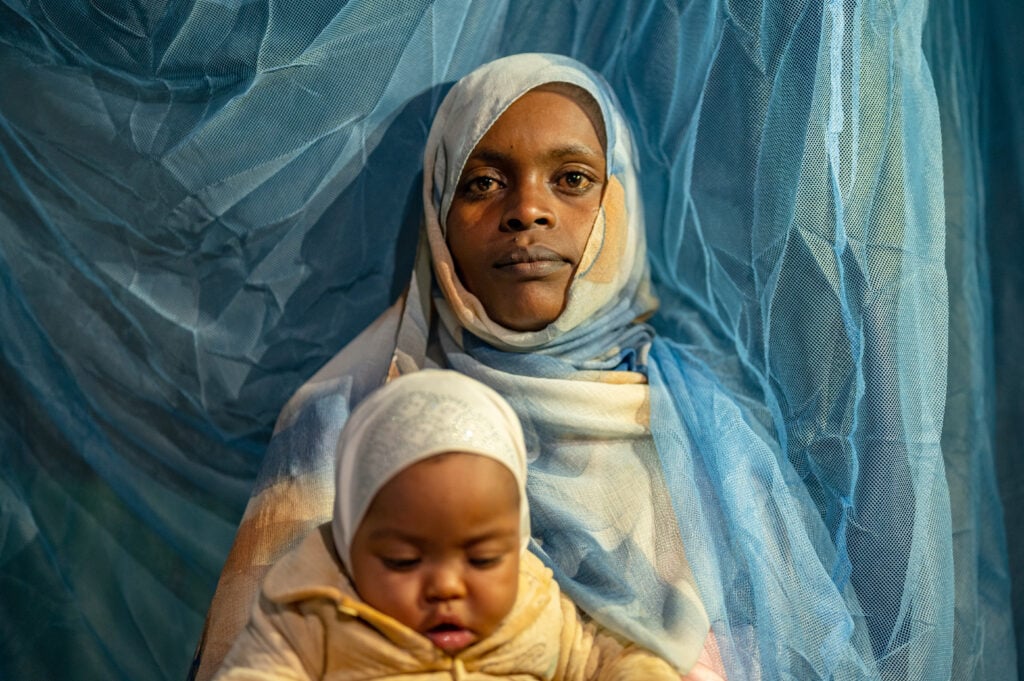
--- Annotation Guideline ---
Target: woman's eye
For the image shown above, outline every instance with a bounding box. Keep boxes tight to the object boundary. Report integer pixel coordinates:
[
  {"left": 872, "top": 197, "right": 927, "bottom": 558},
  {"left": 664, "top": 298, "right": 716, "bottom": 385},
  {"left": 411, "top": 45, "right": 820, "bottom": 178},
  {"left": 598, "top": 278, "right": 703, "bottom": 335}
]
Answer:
[
  {"left": 381, "top": 556, "right": 420, "bottom": 571},
  {"left": 461, "top": 175, "right": 503, "bottom": 197},
  {"left": 559, "top": 171, "right": 594, "bottom": 191}
]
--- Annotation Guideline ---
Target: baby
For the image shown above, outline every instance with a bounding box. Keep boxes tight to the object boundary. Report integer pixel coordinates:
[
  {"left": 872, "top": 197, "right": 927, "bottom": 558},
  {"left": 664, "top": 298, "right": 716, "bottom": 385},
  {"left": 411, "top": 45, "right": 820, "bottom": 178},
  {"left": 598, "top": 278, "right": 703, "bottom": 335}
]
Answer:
[{"left": 213, "top": 369, "right": 683, "bottom": 680}]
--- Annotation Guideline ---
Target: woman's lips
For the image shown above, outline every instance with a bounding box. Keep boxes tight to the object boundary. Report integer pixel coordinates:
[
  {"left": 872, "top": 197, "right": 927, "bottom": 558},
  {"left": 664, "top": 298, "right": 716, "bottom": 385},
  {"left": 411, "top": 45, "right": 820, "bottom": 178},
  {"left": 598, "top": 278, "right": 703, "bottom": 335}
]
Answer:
[
  {"left": 493, "top": 246, "right": 569, "bottom": 278},
  {"left": 425, "top": 624, "right": 476, "bottom": 654}
]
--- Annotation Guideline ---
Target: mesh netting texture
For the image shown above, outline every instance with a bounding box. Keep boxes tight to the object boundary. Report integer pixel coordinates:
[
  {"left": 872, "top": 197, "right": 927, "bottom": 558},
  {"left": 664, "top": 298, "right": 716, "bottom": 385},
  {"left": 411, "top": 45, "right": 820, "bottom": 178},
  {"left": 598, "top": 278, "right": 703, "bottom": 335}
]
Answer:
[{"left": 0, "top": 1, "right": 1021, "bottom": 679}]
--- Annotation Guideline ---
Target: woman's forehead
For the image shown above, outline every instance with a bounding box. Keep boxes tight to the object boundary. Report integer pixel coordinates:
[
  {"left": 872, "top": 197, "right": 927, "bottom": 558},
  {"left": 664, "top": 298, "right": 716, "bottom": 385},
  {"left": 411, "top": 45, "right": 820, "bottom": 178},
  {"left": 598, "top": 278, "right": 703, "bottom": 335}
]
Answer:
[
  {"left": 526, "top": 82, "right": 607, "bottom": 152},
  {"left": 465, "top": 88, "right": 606, "bottom": 166}
]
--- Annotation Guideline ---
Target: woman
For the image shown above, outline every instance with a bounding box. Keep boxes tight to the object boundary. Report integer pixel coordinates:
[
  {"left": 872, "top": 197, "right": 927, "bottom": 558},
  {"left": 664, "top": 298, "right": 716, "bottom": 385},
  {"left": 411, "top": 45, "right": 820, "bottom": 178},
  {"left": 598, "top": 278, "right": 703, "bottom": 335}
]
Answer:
[{"left": 194, "top": 53, "right": 941, "bottom": 681}]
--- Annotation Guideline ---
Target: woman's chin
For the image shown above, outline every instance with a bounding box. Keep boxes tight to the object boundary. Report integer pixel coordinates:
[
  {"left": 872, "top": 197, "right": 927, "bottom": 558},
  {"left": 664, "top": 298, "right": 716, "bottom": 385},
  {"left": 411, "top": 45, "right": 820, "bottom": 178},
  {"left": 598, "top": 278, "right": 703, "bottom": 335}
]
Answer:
[
  {"left": 490, "top": 307, "right": 560, "bottom": 333},
  {"left": 483, "top": 289, "right": 568, "bottom": 333}
]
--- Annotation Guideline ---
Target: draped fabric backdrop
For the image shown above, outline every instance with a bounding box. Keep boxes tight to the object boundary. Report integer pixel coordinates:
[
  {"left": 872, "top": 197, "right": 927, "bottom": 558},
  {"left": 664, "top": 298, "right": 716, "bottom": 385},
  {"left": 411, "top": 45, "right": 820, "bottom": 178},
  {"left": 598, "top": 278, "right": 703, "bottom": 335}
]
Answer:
[{"left": 0, "top": 1, "right": 1020, "bottom": 679}]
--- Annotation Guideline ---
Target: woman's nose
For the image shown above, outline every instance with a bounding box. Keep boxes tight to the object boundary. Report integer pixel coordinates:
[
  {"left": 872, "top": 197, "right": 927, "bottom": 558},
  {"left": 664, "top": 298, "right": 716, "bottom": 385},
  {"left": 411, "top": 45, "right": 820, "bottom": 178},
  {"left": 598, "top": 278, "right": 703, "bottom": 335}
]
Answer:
[
  {"left": 424, "top": 564, "right": 467, "bottom": 602},
  {"left": 501, "top": 179, "right": 554, "bottom": 231}
]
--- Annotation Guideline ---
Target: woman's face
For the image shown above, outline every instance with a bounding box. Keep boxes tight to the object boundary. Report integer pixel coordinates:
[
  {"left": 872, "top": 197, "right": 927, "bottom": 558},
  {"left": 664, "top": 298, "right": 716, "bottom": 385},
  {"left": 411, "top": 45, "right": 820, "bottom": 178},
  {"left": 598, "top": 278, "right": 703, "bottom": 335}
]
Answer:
[{"left": 446, "top": 88, "right": 606, "bottom": 332}]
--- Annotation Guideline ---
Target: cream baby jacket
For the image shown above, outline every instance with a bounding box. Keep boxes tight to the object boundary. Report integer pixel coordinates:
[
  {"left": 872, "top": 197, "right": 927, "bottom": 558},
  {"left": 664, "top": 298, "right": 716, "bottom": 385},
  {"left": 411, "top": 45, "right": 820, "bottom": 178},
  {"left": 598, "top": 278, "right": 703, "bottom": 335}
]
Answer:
[{"left": 213, "top": 524, "right": 679, "bottom": 681}]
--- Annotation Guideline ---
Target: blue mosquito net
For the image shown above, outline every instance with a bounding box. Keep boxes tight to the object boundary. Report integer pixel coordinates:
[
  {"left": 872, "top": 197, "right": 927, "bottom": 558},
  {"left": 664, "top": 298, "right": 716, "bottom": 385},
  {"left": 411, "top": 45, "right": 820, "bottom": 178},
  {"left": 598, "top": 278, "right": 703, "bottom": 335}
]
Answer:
[{"left": 1, "top": 1, "right": 1021, "bottom": 679}]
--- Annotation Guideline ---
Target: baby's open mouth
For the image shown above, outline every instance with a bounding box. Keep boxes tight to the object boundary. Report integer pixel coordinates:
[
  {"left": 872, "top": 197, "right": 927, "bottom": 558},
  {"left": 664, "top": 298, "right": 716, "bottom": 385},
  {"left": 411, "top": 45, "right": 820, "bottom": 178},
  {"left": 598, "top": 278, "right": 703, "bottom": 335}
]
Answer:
[{"left": 425, "top": 623, "right": 476, "bottom": 654}]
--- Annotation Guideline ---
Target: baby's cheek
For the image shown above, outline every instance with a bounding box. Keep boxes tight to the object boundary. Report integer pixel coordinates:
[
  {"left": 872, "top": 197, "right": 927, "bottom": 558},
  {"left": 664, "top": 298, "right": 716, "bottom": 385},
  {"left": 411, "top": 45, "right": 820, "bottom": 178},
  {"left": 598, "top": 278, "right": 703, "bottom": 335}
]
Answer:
[
  {"left": 364, "top": 575, "right": 425, "bottom": 629},
  {"left": 476, "top": 563, "right": 521, "bottom": 634}
]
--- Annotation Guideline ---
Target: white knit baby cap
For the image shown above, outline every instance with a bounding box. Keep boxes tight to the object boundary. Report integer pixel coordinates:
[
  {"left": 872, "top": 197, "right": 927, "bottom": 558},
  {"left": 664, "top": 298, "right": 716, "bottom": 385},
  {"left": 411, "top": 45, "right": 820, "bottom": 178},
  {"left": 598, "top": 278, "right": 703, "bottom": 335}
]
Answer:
[{"left": 332, "top": 369, "right": 530, "bottom": 572}]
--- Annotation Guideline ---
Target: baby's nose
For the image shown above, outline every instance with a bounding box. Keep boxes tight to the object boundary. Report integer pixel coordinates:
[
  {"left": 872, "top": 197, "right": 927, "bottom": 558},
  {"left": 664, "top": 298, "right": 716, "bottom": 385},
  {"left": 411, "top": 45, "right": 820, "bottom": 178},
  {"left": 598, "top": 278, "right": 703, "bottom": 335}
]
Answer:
[{"left": 424, "top": 564, "right": 467, "bottom": 602}]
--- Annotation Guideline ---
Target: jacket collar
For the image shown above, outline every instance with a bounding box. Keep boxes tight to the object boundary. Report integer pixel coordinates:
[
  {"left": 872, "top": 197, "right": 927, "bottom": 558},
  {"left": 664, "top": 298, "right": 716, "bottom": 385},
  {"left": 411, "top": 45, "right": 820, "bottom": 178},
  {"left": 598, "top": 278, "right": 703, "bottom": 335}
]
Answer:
[{"left": 262, "top": 523, "right": 556, "bottom": 665}]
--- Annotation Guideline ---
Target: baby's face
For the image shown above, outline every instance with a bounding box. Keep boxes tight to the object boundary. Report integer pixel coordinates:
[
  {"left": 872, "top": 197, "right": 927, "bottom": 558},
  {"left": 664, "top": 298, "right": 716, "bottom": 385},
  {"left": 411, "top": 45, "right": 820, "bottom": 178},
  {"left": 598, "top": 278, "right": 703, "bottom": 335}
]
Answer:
[
  {"left": 446, "top": 88, "right": 606, "bottom": 331},
  {"left": 349, "top": 452, "right": 521, "bottom": 655}
]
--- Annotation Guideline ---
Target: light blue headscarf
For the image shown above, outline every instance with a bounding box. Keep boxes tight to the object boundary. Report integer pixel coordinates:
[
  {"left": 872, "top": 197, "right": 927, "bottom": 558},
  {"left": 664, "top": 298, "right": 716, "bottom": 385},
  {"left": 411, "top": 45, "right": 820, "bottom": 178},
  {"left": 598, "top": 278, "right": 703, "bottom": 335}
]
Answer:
[
  {"left": 422, "top": 53, "right": 657, "bottom": 357},
  {"left": 413, "top": 53, "right": 712, "bottom": 671},
  {"left": 414, "top": 53, "right": 907, "bottom": 680}
]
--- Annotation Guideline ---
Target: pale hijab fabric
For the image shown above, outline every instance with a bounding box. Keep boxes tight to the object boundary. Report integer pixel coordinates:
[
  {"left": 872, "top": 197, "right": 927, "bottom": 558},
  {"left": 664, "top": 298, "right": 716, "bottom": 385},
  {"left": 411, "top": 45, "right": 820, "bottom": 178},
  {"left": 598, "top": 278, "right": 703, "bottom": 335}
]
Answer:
[
  {"left": 422, "top": 52, "right": 658, "bottom": 355},
  {"left": 331, "top": 369, "right": 530, "bottom": 572},
  {"left": 387, "top": 53, "right": 884, "bottom": 679},
  {"left": 389, "top": 52, "right": 712, "bottom": 671}
]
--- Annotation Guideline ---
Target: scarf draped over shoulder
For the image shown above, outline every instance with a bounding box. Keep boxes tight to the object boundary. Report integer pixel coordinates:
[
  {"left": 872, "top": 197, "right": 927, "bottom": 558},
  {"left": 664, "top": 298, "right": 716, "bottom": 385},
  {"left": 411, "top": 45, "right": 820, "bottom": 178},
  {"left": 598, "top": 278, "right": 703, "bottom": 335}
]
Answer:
[{"left": 398, "top": 53, "right": 711, "bottom": 671}]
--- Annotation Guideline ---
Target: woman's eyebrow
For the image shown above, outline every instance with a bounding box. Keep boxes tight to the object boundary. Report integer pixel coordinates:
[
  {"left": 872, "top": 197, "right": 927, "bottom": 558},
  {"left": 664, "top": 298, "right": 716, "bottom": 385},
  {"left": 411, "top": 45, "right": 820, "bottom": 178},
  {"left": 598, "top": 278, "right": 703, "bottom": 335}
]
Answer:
[
  {"left": 544, "top": 143, "right": 602, "bottom": 160},
  {"left": 468, "top": 144, "right": 602, "bottom": 164},
  {"left": 468, "top": 148, "right": 511, "bottom": 164}
]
